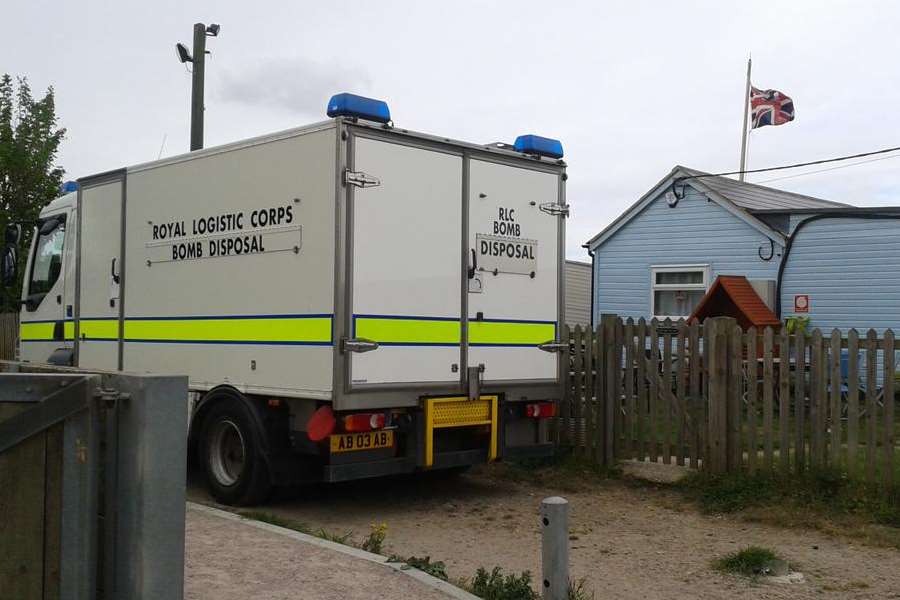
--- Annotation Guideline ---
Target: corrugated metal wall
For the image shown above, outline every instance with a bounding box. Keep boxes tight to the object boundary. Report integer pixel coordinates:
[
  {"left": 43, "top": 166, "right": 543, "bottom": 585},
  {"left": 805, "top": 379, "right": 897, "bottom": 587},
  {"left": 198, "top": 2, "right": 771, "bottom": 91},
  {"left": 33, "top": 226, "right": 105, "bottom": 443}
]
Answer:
[
  {"left": 591, "top": 188, "right": 782, "bottom": 323},
  {"left": 564, "top": 260, "right": 591, "bottom": 326}
]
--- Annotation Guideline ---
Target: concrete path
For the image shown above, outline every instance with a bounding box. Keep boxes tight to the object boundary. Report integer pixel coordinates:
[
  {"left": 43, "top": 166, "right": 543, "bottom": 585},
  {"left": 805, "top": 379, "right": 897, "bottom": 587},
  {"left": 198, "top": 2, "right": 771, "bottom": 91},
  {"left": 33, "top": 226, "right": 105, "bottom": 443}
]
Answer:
[{"left": 184, "top": 503, "right": 477, "bottom": 600}]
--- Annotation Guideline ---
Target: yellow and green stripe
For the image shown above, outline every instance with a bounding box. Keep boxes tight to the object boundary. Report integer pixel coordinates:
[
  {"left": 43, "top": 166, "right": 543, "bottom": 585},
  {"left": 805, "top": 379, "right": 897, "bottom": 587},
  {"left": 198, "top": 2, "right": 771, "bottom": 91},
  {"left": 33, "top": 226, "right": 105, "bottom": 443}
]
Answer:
[
  {"left": 353, "top": 314, "right": 555, "bottom": 347},
  {"left": 21, "top": 314, "right": 333, "bottom": 346}
]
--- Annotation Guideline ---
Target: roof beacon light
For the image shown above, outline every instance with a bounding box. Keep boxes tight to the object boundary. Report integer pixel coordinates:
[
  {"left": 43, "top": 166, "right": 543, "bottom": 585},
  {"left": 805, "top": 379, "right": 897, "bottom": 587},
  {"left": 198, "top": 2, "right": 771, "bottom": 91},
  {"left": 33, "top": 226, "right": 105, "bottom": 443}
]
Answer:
[
  {"left": 60, "top": 181, "right": 79, "bottom": 194},
  {"left": 327, "top": 93, "right": 391, "bottom": 124},
  {"left": 513, "top": 134, "right": 564, "bottom": 159}
]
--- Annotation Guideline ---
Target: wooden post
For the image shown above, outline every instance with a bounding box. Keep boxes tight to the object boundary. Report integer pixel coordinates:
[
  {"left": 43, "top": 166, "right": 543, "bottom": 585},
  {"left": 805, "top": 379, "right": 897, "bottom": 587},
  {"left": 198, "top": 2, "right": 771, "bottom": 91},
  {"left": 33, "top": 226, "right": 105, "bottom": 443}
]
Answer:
[
  {"left": 540, "top": 497, "right": 569, "bottom": 600},
  {"left": 777, "top": 327, "right": 790, "bottom": 473},
  {"left": 705, "top": 317, "right": 736, "bottom": 474},
  {"left": 624, "top": 319, "right": 635, "bottom": 459},
  {"left": 883, "top": 329, "right": 895, "bottom": 491},
  {"left": 662, "top": 320, "right": 673, "bottom": 465},
  {"left": 866, "top": 329, "right": 878, "bottom": 485},
  {"left": 847, "top": 329, "right": 860, "bottom": 475},
  {"left": 636, "top": 319, "right": 648, "bottom": 462},
  {"left": 648, "top": 319, "right": 659, "bottom": 463},
  {"left": 583, "top": 325, "right": 594, "bottom": 458},
  {"left": 688, "top": 320, "right": 701, "bottom": 468},
  {"left": 601, "top": 315, "right": 618, "bottom": 467},
  {"left": 747, "top": 327, "right": 758, "bottom": 473},
  {"left": 676, "top": 321, "right": 687, "bottom": 466},
  {"left": 829, "top": 329, "right": 842, "bottom": 468}
]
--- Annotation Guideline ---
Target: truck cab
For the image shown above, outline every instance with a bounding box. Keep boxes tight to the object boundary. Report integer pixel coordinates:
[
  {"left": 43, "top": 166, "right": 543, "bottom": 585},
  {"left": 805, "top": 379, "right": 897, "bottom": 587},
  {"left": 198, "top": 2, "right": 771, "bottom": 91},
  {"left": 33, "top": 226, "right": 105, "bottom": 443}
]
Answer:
[{"left": 16, "top": 190, "right": 77, "bottom": 366}]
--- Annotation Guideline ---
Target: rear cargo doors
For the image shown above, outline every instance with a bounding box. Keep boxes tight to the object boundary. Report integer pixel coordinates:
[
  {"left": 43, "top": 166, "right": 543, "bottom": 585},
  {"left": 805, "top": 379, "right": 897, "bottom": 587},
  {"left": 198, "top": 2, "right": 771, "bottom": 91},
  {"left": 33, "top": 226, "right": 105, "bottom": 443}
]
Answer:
[
  {"left": 347, "top": 137, "right": 463, "bottom": 385},
  {"left": 467, "top": 159, "right": 560, "bottom": 381}
]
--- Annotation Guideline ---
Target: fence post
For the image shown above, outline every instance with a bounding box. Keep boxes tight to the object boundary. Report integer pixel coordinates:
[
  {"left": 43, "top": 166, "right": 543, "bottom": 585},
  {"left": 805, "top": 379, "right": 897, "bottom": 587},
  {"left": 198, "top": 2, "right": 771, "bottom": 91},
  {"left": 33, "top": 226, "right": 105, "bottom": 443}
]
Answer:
[
  {"left": 600, "top": 314, "right": 619, "bottom": 467},
  {"left": 541, "top": 496, "right": 569, "bottom": 600},
  {"left": 705, "top": 317, "right": 736, "bottom": 474}
]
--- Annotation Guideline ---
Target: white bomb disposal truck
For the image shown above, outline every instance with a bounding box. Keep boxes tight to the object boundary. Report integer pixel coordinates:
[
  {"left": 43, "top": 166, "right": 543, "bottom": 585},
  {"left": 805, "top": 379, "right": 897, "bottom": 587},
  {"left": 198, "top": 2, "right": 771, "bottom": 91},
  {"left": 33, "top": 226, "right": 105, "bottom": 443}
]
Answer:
[{"left": 6, "top": 94, "right": 568, "bottom": 505}]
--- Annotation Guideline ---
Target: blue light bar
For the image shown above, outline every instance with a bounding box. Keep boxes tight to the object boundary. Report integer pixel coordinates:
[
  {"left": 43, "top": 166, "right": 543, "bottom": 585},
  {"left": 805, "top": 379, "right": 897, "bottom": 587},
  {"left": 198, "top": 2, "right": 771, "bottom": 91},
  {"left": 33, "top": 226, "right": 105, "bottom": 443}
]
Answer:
[
  {"left": 60, "top": 181, "right": 79, "bottom": 194},
  {"left": 513, "top": 134, "right": 564, "bottom": 159},
  {"left": 326, "top": 93, "right": 391, "bottom": 124}
]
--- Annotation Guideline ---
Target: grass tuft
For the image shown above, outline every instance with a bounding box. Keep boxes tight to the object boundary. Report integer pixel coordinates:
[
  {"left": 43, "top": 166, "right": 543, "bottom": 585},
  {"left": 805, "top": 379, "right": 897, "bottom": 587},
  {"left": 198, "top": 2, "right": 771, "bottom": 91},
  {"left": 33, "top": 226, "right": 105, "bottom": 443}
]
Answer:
[
  {"left": 388, "top": 555, "right": 449, "bottom": 581},
  {"left": 713, "top": 546, "right": 781, "bottom": 578},
  {"left": 237, "top": 510, "right": 311, "bottom": 534},
  {"left": 467, "top": 566, "right": 538, "bottom": 600}
]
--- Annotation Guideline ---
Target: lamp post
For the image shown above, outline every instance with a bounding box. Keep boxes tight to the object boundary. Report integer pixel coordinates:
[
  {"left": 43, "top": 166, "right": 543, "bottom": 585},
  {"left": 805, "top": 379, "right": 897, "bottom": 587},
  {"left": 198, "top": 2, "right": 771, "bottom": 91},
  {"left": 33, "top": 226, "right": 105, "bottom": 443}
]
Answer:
[{"left": 176, "top": 23, "right": 220, "bottom": 151}]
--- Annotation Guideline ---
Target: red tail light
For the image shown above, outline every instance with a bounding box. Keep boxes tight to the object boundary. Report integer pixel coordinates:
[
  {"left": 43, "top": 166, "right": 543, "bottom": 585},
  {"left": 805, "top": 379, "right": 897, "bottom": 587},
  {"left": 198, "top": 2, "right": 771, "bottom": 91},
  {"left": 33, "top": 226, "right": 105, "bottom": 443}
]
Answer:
[
  {"left": 343, "top": 412, "right": 386, "bottom": 432},
  {"left": 525, "top": 402, "right": 557, "bottom": 419}
]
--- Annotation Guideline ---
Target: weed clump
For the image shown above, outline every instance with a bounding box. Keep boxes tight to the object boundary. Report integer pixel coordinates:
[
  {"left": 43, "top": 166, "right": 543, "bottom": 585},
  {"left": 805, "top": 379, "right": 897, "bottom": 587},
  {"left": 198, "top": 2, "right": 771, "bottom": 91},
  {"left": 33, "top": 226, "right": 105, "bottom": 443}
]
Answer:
[
  {"left": 713, "top": 546, "right": 781, "bottom": 578},
  {"left": 468, "top": 567, "right": 538, "bottom": 600}
]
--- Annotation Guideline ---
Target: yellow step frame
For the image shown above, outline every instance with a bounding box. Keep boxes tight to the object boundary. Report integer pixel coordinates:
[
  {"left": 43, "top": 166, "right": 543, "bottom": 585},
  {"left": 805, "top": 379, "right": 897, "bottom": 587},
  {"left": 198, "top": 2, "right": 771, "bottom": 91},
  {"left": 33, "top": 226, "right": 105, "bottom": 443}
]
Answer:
[{"left": 423, "top": 395, "right": 499, "bottom": 468}]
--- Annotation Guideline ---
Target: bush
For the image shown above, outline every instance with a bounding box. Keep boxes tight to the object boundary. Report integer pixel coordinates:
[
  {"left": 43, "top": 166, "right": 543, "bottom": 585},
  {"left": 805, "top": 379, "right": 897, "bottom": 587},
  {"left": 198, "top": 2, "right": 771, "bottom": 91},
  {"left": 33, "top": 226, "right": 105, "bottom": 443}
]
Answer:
[{"left": 469, "top": 567, "right": 538, "bottom": 600}]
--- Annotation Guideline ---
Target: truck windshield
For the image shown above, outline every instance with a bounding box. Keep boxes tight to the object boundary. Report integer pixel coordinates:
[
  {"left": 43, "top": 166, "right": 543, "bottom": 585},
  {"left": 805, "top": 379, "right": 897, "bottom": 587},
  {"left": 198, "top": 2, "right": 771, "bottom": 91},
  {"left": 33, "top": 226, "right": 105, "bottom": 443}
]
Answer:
[{"left": 27, "top": 217, "right": 66, "bottom": 308}]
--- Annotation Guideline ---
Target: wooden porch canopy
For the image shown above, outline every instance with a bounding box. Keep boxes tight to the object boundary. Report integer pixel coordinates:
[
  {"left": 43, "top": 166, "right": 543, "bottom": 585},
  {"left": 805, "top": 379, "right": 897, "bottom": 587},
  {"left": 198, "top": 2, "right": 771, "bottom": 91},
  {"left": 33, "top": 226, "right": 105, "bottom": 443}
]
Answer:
[{"left": 689, "top": 275, "right": 781, "bottom": 330}]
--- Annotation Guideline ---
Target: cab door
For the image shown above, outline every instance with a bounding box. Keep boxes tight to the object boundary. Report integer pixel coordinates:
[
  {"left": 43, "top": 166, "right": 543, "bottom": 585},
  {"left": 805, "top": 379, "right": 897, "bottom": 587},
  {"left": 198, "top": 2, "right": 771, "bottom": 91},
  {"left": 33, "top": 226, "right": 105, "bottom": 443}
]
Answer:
[
  {"left": 18, "top": 209, "right": 71, "bottom": 363},
  {"left": 347, "top": 136, "right": 463, "bottom": 386},
  {"left": 467, "top": 159, "right": 560, "bottom": 382}
]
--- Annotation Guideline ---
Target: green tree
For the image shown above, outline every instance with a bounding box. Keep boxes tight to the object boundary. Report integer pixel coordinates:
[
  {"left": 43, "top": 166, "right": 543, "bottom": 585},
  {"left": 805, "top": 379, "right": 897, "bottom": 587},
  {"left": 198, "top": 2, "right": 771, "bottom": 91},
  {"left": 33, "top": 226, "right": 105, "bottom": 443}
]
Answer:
[{"left": 0, "top": 75, "right": 66, "bottom": 311}]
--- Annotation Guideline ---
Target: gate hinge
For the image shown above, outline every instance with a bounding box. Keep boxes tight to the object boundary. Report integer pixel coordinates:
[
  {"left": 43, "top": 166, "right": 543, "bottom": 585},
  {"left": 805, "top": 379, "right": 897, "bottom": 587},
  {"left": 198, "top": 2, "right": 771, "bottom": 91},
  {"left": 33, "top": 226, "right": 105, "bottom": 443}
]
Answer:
[
  {"left": 537, "top": 340, "right": 568, "bottom": 353},
  {"left": 93, "top": 388, "right": 130, "bottom": 408},
  {"left": 344, "top": 170, "right": 381, "bottom": 188},
  {"left": 539, "top": 203, "right": 570, "bottom": 217},
  {"left": 341, "top": 338, "right": 380, "bottom": 353}
]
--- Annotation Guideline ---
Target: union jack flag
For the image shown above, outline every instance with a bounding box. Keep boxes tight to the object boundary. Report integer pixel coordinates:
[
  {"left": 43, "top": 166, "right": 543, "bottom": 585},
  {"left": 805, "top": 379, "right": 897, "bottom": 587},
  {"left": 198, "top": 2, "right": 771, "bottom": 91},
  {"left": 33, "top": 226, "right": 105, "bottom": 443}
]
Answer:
[{"left": 750, "top": 86, "right": 795, "bottom": 129}]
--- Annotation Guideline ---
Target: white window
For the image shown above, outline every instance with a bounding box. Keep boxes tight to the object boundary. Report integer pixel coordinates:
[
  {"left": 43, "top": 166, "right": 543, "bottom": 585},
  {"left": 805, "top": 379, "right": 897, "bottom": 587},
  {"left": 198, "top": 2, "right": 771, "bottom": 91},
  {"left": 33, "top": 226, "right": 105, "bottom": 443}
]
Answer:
[{"left": 650, "top": 265, "right": 710, "bottom": 319}]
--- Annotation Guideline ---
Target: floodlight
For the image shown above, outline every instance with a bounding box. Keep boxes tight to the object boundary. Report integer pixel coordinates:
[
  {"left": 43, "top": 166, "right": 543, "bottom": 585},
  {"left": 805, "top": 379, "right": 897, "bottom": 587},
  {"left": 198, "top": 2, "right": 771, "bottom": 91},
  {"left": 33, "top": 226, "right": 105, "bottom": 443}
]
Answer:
[
  {"left": 206, "top": 24, "right": 220, "bottom": 36},
  {"left": 176, "top": 43, "right": 193, "bottom": 63}
]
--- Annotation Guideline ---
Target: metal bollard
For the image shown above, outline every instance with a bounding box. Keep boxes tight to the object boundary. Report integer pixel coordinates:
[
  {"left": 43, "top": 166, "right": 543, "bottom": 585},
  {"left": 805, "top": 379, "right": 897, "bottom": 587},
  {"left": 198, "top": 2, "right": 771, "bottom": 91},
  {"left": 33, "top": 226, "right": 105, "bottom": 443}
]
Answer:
[{"left": 541, "top": 496, "right": 569, "bottom": 600}]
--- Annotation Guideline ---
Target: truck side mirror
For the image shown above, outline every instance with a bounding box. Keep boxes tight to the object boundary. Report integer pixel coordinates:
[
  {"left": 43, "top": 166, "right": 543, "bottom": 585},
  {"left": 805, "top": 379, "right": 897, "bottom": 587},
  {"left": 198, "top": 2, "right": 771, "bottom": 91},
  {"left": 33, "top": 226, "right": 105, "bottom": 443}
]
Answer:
[{"left": 1, "top": 245, "right": 17, "bottom": 287}]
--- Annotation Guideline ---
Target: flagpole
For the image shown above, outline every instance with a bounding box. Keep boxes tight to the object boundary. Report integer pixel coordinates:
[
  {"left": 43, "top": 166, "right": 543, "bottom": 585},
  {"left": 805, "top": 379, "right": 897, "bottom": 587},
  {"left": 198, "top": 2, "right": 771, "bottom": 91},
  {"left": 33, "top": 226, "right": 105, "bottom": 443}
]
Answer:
[{"left": 738, "top": 56, "right": 752, "bottom": 181}]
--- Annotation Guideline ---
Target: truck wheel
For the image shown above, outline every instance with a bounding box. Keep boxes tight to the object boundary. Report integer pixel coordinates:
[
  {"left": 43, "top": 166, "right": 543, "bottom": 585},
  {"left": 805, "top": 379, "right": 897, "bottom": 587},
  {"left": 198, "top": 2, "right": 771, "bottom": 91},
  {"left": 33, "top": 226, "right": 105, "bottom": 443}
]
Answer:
[{"left": 200, "top": 397, "right": 271, "bottom": 506}]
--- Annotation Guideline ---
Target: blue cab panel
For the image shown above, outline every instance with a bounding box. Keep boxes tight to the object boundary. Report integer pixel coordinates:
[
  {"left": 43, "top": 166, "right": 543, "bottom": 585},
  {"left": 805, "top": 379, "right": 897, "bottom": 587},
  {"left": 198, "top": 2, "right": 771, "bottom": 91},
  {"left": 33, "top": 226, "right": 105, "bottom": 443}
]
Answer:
[
  {"left": 327, "top": 93, "right": 391, "bottom": 123},
  {"left": 60, "top": 181, "right": 79, "bottom": 194},
  {"left": 513, "top": 134, "right": 564, "bottom": 159}
]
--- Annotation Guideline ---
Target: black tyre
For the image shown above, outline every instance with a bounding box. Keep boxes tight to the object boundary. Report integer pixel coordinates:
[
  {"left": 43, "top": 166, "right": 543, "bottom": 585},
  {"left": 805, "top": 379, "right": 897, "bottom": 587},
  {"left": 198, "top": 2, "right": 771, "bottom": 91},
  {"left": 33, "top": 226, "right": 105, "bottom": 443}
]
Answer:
[{"left": 200, "top": 395, "right": 272, "bottom": 506}]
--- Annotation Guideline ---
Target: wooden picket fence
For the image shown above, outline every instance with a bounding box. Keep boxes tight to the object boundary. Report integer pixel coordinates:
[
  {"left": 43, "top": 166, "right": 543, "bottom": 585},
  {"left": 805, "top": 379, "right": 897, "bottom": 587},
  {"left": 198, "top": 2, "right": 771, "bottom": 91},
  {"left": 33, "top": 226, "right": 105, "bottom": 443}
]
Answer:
[
  {"left": 0, "top": 313, "right": 17, "bottom": 360},
  {"left": 557, "top": 315, "right": 899, "bottom": 494}
]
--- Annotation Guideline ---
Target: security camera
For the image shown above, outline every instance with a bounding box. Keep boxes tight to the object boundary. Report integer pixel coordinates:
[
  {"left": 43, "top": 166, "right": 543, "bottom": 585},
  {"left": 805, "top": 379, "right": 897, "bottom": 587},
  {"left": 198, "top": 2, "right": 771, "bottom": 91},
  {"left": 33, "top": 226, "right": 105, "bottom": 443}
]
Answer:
[{"left": 175, "top": 43, "right": 193, "bottom": 63}]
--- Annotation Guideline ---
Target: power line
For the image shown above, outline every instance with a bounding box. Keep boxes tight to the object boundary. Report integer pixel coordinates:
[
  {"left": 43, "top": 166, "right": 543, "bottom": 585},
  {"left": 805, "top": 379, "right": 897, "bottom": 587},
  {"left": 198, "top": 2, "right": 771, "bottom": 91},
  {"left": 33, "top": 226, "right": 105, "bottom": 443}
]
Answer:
[
  {"left": 676, "top": 144, "right": 900, "bottom": 184},
  {"left": 754, "top": 152, "right": 900, "bottom": 183}
]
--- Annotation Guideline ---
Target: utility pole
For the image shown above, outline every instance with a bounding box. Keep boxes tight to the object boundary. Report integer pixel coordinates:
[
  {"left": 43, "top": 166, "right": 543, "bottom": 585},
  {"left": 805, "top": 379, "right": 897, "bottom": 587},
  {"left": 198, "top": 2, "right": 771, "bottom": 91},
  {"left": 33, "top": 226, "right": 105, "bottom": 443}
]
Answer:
[
  {"left": 190, "top": 23, "right": 206, "bottom": 151},
  {"left": 176, "top": 23, "right": 220, "bottom": 151}
]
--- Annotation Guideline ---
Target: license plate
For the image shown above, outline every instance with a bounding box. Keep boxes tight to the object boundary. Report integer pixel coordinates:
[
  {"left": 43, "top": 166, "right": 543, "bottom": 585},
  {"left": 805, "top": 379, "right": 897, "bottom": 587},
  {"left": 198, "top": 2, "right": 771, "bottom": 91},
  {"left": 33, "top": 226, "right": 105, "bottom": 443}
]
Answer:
[{"left": 329, "top": 430, "right": 394, "bottom": 453}]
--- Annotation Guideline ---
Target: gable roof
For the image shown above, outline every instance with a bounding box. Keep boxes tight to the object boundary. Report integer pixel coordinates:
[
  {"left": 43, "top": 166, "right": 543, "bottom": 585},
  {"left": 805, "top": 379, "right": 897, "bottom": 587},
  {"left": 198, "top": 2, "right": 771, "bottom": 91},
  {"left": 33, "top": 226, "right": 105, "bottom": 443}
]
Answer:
[
  {"left": 689, "top": 275, "right": 781, "bottom": 328},
  {"left": 585, "top": 165, "right": 848, "bottom": 250},
  {"left": 677, "top": 167, "right": 849, "bottom": 211}
]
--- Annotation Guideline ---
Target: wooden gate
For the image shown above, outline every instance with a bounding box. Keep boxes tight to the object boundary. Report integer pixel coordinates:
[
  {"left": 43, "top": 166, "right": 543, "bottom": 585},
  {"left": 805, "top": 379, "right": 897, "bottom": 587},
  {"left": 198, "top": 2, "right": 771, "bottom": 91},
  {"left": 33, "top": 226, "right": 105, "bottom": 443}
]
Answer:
[{"left": 560, "top": 316, "right": 898, "bottom": 495}]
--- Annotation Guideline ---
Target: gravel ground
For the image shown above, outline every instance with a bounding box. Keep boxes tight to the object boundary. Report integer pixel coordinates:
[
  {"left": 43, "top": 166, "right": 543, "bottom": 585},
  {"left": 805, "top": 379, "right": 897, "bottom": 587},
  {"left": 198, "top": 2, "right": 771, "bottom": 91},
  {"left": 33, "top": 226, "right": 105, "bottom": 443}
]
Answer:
[
  {"left": 184, "top": 504, "right": 463, "bottom": 600},
  {"left": 189, "top": 466, "right": 900, "bottom": 599}
]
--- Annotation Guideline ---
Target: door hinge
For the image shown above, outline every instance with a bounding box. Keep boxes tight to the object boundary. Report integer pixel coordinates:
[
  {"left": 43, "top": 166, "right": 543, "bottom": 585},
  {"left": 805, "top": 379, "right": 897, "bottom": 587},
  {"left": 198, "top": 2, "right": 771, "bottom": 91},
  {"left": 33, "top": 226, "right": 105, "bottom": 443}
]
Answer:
[
  {"left": 341, "top": 338, "right": 380, "bottom": 353},
  {"left": 344, "top": 170, "right": 381, "bottom": 188},
  {"left": 539, "top": 203, "right": 570, "bottom": 217},
  {"left": 538, "top": 340, "right": 568, "bottom": 353}
]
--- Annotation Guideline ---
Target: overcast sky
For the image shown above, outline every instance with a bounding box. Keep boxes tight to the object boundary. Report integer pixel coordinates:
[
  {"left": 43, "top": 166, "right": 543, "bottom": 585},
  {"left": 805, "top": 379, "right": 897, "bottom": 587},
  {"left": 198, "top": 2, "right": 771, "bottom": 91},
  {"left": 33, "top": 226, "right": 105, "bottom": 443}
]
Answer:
[{"left": 5, "top": 1, "right": 900, "bottom": 259}]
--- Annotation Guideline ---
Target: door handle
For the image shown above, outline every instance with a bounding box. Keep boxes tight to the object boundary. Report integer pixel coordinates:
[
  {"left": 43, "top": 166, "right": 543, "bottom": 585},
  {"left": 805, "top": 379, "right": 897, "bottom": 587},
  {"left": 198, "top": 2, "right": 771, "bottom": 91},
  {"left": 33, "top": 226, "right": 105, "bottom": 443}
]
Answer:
[
  {"left": 341, "top": 338, "right": 379, "bottom": 353},
  {"left": 111, "top": 257, "right": 120, "bottom": 284},
  {"left": 467, "top": 248, "right": 477, "bottom": 279},
  {"left": 538, "top": 340, "right": 568, "bottom": 353}
]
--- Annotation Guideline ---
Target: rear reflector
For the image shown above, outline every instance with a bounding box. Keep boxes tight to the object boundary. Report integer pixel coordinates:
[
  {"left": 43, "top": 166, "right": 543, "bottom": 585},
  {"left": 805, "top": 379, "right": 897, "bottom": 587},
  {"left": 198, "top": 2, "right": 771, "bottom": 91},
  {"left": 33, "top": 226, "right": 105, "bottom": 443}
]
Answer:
[
  {"left": 525, "top": 402, "right": 557, "bottom": 419},
  {"left": 343, "top": 412, "right": 386, "bottom": 432},
  {"left": 307, "top": 405, "right": 336, "bottom": 442}
]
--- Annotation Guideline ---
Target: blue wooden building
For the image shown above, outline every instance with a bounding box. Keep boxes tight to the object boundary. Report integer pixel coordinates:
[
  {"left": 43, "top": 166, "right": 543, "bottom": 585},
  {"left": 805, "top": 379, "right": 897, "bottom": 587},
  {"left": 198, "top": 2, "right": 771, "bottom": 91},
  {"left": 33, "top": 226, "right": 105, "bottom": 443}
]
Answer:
[{"left": 585, "top": 165, "right": 900, "bottom": 333}]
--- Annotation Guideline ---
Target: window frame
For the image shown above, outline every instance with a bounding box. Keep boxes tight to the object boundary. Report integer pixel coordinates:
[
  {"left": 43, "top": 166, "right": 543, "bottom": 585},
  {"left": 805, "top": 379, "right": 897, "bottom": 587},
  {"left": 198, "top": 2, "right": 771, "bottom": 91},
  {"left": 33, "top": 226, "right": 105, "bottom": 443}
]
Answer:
[
  {"left": 25, "top": 214, "right": 67, "bottom": 312},
  {"left": 649, "top": 264, "right": 710, "bottom": 320}
]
